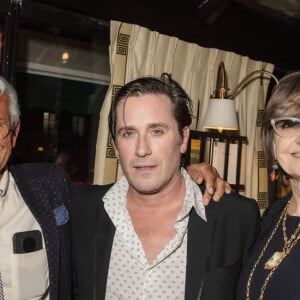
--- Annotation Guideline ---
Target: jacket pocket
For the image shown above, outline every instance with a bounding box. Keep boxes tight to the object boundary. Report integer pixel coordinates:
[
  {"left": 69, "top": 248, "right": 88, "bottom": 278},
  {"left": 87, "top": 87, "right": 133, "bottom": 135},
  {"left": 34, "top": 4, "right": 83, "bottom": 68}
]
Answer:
[{"left": 202, "top": 260, "right": 241, "bottom": 300}]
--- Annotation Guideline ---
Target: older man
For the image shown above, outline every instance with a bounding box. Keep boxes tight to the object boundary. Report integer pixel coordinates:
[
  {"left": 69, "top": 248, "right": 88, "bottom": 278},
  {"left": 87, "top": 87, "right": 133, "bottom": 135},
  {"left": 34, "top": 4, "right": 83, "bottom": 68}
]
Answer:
[{"left": 0, "top": 76, "right": 71, "bottom": 300}]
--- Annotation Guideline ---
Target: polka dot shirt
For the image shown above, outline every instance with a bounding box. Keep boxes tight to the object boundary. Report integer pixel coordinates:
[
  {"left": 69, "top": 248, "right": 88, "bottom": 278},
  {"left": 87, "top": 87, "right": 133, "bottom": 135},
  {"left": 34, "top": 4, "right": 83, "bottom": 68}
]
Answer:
[{"left": 103, "top": 168, "right": 206, "bottom": 299}]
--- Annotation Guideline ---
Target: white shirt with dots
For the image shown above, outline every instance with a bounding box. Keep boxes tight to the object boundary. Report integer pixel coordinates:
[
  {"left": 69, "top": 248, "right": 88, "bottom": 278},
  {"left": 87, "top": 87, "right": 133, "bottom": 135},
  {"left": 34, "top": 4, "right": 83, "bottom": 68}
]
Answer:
[{"left": 103, "top": 168, "right": 206, "bottom": 300}]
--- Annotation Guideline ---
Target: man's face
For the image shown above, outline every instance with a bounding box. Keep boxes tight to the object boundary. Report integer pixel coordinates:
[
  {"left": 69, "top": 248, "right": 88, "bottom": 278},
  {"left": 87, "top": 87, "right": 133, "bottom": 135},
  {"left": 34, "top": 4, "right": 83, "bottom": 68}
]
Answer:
[
  {"left": 0, "top": 94, "right": 19, "bottom": 177},
  {"left": 114, "top": 93, "right": 189, "bottom": 195}
]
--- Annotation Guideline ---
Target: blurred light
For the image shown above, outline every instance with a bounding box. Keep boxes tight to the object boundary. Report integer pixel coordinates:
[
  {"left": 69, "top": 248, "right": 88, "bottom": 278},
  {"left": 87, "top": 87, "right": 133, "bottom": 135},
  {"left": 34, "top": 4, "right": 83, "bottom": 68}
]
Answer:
[{"left": 61, "top": 51, "right": 69, "bottom": 64}]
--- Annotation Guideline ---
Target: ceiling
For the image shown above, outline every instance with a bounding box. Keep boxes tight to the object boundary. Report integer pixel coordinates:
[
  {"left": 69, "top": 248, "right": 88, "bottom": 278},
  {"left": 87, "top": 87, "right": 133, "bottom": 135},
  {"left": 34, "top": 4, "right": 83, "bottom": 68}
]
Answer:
[
  {"left": 3, "top": 0, "right": 300, "bottom": 75},
  {"left": 30, "top": 0, "right": 300, "bottom": 74},
  {"left": 254, "top": 0, "right": 300, "bottom": 19}
]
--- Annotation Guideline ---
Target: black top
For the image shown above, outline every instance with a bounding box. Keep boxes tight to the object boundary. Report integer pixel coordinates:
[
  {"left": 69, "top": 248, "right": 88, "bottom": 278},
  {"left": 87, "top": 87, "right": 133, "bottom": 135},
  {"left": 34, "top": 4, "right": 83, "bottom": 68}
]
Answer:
[{"left": 237, "top": 213, "right": 300, "bottom": 300}]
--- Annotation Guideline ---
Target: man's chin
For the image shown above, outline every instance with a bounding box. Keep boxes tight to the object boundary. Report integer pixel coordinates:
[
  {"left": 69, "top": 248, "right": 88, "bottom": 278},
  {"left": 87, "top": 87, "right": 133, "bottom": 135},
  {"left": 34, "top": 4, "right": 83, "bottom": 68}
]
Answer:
[{"left": 130, "top": 182, "right": 163, "bottom": 195}]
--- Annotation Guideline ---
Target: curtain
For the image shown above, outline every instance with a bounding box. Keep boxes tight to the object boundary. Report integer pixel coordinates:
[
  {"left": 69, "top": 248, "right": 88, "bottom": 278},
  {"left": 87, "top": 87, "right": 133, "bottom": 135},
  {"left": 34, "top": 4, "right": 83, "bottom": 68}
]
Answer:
[{"left": 93, "top": 20, "right": 274, "bottom": 207}]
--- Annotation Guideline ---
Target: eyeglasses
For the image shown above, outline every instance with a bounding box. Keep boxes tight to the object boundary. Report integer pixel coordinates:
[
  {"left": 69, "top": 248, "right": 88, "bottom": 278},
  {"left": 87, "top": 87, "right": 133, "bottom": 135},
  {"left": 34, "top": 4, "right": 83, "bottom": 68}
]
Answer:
[
  {"left": 0, "top": 122, "right": 15, "bottom": 140},
  {"left": 271, "top": 117, "right": 300, "bottom": 138}
]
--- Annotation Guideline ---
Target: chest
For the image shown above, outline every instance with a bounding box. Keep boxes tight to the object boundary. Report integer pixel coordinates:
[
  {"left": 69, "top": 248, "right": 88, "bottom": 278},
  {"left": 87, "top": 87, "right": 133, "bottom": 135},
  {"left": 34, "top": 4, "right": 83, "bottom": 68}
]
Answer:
[
  {"left": 0, "top": 189, "right": 49, "bottom": 299},
  {"left": 129, "top": 206, "right": 180, "bottom": 263},
  {"left": 106, "top": 228, "right": 188, "bottom": 300}
]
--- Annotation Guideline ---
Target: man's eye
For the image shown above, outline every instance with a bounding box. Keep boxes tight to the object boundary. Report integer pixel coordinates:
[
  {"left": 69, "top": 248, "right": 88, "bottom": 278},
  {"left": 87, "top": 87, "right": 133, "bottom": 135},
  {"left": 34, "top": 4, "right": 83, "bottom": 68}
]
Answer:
[
  {"left": 123, "top": 130, "right": 134, "bottom": 137},
  {"left": 152, "top": 129, "right": 163, "bottom": 135}
]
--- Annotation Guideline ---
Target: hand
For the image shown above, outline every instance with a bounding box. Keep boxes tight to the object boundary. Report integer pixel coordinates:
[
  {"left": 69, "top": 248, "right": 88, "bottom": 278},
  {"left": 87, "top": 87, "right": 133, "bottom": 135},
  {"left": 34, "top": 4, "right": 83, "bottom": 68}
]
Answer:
[{"left": 186, "top": 163, "right": 232, "bottom": 205}]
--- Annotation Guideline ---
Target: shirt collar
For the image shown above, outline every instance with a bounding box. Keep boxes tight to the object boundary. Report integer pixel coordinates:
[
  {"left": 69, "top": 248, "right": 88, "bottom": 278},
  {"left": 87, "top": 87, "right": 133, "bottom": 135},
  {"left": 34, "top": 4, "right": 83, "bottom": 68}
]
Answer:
[
  {"left": 179, "top": 168, "right": 207, "bottom": 221},
  {"left": 103, "top": 168, "right": 206, "bottom": 222},
  {"left": 0, "top": 168, "right": 9, "bottom": 198}
]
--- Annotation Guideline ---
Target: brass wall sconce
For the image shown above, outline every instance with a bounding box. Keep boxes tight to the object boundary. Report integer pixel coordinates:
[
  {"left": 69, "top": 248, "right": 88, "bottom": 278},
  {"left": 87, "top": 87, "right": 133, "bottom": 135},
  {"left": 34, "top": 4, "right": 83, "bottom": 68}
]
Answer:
[{"left": 203, "top": 62, "right": 279, "bottom": 132}]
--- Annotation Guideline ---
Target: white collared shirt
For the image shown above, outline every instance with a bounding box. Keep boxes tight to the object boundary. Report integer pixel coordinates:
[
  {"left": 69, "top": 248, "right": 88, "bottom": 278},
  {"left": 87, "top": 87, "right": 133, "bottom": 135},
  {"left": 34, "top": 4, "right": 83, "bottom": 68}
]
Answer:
[
  {"left": 103, "top": 168, "right": 206, "bottom": 299},
  {"left": 0, "top": 169, "right": 49, "bottom": 300}
]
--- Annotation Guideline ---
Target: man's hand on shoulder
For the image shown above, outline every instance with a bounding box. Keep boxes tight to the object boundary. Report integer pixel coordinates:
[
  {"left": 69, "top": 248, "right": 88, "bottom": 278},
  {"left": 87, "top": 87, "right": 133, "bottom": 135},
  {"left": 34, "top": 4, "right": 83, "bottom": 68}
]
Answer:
[{"left": 186, "top": 163, "right": 232, "bottom": 205}]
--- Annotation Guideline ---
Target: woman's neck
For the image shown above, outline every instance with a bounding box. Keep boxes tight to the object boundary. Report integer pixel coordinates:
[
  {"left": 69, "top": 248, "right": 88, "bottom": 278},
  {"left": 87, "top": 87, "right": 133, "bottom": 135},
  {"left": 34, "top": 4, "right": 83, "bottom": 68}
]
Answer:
[{"left": 288, "top": 179, "right": 300, "bottom": 216}]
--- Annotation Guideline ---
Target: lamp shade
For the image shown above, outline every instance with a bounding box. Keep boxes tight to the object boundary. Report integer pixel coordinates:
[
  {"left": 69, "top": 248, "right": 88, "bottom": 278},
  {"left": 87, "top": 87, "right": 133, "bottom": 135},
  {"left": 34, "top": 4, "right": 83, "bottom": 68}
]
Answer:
[{"left": 203, "top": 98, "right": 238, "bottom": 131}]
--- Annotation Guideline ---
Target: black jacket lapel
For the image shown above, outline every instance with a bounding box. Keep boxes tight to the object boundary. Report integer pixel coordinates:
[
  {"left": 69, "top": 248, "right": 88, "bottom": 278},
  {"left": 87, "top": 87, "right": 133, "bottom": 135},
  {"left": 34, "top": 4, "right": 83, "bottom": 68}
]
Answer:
[
  {"left": 185, "top": 204, "right": 218, "bottom": 300},
  {"left": 94, "top": 198, "right": 115, "bottom": 299}
]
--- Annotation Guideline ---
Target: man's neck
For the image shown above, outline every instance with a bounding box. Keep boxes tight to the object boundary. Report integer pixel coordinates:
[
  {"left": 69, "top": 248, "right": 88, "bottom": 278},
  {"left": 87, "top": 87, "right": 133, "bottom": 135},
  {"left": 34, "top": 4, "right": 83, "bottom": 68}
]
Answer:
[
  {"left": 127, "top": 172, "right": 186, "bottom": 208},
  {"left": 126, "top": 173, "right": 186, "bottom": 263}
]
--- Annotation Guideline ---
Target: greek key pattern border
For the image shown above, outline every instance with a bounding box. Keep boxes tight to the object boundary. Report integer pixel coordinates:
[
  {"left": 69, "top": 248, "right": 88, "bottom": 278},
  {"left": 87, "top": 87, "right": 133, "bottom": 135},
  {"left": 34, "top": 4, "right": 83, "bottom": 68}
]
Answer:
[
  {"left": 116, "top": 33, "right": 130, "bottom": 55},
  {"left": 256, "top": 109, "right": 264, "bottom": 127},
  {"left": 258, "top": 192, "right": 268, "bottom": 209}
]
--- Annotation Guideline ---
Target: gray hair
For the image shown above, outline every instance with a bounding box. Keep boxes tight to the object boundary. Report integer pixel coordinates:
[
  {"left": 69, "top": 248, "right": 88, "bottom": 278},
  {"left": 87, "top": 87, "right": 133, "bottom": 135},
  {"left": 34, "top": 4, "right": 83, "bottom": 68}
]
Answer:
[
  {"left": 262, "top": 70, "right": 300, "bottom": 182},
  {"left": 0, "top": 76, "right": 21, "bottom": 124}
]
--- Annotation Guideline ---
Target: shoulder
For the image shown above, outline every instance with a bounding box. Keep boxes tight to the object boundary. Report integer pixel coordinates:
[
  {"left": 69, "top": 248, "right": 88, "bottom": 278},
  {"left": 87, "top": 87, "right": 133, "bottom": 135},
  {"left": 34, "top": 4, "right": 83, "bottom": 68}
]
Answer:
[
  {"left": 216, "top": 192, "right": 259, "bottom": 212},
  {"left": 205, "top": 192, "right": 260, "bottom": 226},
  {"left": 262, "top": 192, "right": 291, "bottom": 217},
  {"left": 10, "top": 163, "right": 72, "bottom": 212},
  {"left": 10, "top": 163, "right": 71, "bottom": 193},
  {"left": 71, "top": 184, "right": 113, "bottom": 230},
  {"left": 71, "top": 183, "right": 113, "bottom": 212},
  {"left": 259, "top": 192, "right": 291, "bottom": 236},
  {"left": 72, "top": 183, "right": 113, "bottom": 200},
  {"left": 10, "top": 163, "right": 69, "bottom": 181}
]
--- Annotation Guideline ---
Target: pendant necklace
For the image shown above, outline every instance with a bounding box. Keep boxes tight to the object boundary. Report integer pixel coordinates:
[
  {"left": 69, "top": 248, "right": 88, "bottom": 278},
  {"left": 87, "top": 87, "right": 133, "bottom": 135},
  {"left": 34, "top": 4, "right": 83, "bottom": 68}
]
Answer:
[{"left": 246, "top": 200, "right": 300, "bottom": 300}]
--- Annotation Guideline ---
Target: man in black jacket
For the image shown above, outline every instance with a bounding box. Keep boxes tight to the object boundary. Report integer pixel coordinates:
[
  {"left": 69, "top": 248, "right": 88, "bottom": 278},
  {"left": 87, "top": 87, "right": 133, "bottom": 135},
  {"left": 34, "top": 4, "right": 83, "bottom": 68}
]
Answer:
[
  {"left": 0, "top": 75, "right": 229, "bottom": 300},
  {"left": 72, "top": 74, "right": 260, "bottom": 300}
]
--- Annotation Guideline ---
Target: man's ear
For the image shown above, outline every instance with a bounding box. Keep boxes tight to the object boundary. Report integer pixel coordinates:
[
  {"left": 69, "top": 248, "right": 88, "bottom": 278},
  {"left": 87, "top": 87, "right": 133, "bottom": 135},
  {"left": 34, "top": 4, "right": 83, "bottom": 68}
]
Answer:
[
  {"left": 112, "top": 139, "right": 119, "bottom": 159},
  {"left": 12, "top": 121, "right": 20, "bottom": 148},
  {"left": 180, "top": 126, "right": 190, "bottom": 154}
]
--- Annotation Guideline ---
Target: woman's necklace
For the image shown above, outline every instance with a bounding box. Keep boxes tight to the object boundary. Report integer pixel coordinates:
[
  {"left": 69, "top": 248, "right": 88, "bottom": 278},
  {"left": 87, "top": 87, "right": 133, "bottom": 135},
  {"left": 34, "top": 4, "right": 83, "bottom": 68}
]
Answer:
[{"left": 246, "top": 200, "right": 300, "bottom": 300}]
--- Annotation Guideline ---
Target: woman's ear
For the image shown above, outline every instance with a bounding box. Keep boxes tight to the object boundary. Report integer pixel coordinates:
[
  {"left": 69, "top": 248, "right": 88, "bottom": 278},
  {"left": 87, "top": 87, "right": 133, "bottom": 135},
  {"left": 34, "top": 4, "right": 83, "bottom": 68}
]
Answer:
[{"left": 272, "top": 141, "right": 277, "bottom": 160}]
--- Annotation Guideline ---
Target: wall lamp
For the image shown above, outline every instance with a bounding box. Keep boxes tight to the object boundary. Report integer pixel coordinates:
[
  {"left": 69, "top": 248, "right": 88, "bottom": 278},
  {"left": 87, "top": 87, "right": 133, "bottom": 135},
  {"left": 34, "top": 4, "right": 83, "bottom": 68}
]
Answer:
[{"left": 203, "top": 62, "right": 279, "bottom": 132}]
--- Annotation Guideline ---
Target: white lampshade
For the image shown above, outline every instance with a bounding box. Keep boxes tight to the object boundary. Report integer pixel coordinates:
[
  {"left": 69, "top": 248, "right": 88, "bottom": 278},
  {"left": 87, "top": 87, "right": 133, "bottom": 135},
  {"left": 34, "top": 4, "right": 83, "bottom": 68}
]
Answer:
[{"left": 203, "top": 98, "right": 238, "bottom": 131}]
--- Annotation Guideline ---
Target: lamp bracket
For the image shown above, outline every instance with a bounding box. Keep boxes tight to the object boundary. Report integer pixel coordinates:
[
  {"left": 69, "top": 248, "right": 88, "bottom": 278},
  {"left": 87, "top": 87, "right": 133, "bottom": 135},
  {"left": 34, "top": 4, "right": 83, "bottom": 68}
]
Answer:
[{"left": 227, "top": 69, "right": 279, "bottom": 99}]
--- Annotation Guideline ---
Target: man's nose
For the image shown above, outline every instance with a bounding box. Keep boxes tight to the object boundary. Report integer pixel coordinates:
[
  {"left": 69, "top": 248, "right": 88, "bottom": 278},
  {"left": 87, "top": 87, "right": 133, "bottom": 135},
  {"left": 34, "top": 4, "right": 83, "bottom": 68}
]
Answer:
[{"left": 135, "top": 135, "right": 151, "bottom": 157}]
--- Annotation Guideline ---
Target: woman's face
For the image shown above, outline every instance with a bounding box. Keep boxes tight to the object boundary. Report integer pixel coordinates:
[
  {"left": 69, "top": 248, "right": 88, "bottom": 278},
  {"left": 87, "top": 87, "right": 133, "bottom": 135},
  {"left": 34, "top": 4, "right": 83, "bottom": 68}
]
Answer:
[{"left": 274, "top": 130, "right": 300, "bottom": 180}]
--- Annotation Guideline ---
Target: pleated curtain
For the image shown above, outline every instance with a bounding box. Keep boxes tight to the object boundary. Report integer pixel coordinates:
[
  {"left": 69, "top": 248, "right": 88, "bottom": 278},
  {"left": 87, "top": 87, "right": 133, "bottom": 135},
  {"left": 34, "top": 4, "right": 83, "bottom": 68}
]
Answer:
[{"left": 93, "top": 20, "right": 274, "bottom": 208}]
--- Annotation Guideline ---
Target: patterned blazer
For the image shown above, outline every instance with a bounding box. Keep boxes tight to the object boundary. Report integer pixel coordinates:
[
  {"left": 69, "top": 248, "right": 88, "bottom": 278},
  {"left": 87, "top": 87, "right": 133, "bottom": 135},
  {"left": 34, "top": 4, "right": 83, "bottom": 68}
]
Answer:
[
  {"left": 72, "top": 184, "right": 260, "bottom": 300},
  {"left": 10, "top": 163, "right": 72, "bottom": 300}
]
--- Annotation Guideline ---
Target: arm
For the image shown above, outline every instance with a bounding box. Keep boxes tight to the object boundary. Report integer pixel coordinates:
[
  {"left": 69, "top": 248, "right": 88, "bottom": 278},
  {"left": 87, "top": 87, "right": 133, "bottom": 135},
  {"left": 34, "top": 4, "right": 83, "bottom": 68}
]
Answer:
[{"left": 186, "top": 163, "right": 232, "bottom": 205}]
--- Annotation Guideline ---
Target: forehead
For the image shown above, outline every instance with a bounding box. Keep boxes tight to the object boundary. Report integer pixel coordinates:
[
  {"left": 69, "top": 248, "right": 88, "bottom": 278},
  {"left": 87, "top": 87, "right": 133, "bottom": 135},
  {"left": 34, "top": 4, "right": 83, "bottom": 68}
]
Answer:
[
  {"left": 0, "top": 93, "right": 10, "bottom": 120},
  {"left": 116, "top": 93, "right": 174, "bottom": 123},
  {"left": 283, "top": 108, "right": 300, "bottom": 119}
]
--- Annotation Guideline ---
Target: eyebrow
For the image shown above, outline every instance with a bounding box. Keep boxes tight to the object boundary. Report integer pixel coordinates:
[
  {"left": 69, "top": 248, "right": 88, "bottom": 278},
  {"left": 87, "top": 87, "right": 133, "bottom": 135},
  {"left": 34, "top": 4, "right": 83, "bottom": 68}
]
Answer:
[{"left": 117, "top": 122, "right": 169, "bottom": 134}]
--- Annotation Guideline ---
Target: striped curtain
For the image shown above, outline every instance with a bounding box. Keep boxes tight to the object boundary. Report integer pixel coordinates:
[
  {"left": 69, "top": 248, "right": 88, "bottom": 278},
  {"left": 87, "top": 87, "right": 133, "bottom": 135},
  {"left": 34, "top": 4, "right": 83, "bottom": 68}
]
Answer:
[{"left": 93, "top": 20, "right": 274, "bottom": 208}]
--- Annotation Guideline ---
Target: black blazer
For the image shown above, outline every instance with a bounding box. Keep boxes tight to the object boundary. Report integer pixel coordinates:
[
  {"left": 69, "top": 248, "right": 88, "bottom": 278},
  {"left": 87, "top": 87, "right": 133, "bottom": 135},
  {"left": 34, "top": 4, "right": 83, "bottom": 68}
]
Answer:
[
  {"left": 72, "top": 184, "right": 260, "bottom": 300},
  {"left": 10, "top": 163, "right": 72, "bottom": 300}
]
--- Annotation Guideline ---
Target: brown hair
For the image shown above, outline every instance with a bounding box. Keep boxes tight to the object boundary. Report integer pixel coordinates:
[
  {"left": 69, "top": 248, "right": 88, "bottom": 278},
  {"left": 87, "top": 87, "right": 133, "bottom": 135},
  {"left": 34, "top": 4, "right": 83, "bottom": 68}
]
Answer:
[
  {"left": 108, "top": 73, "right": 193, "bottom": 141},
  {"left": 262, "top": 70, "right": 300, "bottom": 181}
]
